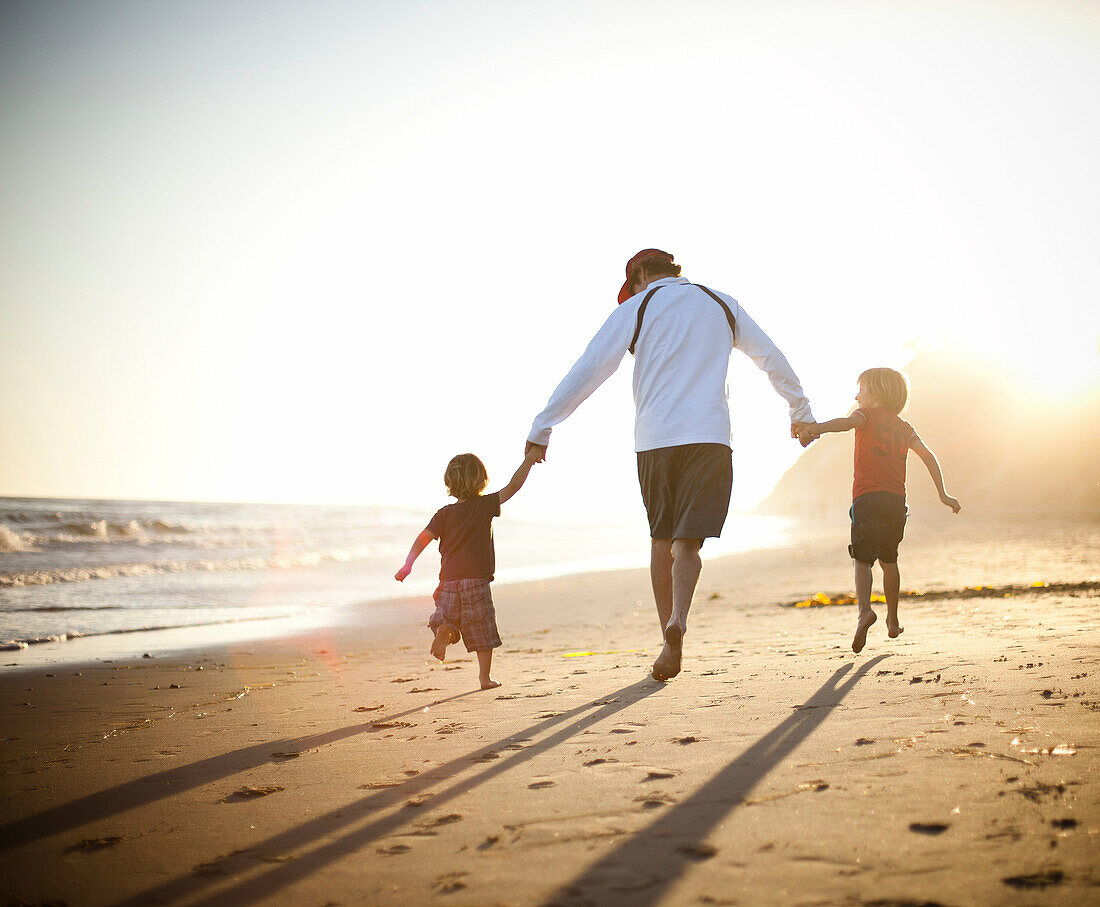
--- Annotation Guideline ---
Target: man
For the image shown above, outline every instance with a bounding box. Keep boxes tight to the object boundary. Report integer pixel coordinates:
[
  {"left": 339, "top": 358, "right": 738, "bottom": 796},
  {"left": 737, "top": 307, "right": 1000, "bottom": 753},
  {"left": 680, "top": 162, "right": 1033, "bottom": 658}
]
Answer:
[{"left": 526, "top": 249, "right": 815, "bottom": 681}]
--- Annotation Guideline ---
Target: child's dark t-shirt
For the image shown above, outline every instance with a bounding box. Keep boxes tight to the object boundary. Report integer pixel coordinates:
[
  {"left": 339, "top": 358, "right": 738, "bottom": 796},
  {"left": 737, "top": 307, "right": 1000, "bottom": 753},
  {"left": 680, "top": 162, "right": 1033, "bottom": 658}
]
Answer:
[{"left": 426, "top": 492, "right": 501, "bottom": 581}]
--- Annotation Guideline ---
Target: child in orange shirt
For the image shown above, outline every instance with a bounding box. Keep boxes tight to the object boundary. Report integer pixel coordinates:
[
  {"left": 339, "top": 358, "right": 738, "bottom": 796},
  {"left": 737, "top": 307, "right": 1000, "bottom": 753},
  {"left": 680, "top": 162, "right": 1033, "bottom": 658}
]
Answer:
[{"left": 800, "top": 368, "right": 960, "bottom": 653}]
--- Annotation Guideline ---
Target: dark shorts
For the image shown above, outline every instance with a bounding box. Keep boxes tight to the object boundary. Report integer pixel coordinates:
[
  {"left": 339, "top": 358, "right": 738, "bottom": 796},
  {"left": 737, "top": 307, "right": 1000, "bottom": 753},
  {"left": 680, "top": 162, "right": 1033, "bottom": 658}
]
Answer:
[
  {"left": 849, "top": 492, "right": 907, "bottom": 564},
  {"left": 429, "top": 578, "right": 502, "bottom": 652},
  {"left": 637, "top": 443, "right": 733, "bottom": 541}
]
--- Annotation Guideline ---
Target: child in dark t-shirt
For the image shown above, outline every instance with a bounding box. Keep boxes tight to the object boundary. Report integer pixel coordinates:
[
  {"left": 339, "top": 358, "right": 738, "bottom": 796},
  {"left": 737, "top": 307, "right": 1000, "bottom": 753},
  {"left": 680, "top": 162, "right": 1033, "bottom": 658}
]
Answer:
[
  {"left": 801, "top": 368, "right": 960, "bottom": 654},
  {"left": 395, "top": 449, "right": 539, "bottom": 690}
]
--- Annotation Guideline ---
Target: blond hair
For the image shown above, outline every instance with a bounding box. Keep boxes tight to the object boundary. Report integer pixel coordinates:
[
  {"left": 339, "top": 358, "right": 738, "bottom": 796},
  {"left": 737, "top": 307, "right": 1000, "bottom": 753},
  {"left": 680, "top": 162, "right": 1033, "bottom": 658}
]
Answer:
[
  {"left": 444, "top": 453, "right": 489, "bottom": 500},
  {"left": 858, "top": 367, "right": 909, "bottom": 414}
]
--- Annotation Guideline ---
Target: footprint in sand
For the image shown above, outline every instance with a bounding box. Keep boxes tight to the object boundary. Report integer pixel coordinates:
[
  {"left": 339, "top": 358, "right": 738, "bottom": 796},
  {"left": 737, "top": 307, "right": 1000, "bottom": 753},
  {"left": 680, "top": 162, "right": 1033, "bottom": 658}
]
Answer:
[
  {"left": 636, "top": 792, "right": 677, "bottom": 809},
  {"left": 1002, "top": 869, "right": 1064, "bottom": 889},
  {"left": 377, "top": 843, "right": 412, "bottom": 856},
  {"left": 673, "top": 736, "right": 700, "bottom": 745},
  {"left": 434, "top": 871, "right": 469, "bottom": 892},
  {"left": 354, "top": 704, "right": 385, "bottom": 712},
  {"left": 66, "top": 836, "right": 123, "bottom": 853},
  {"left": 527, "top": 779, "right": 556, "bottom": 789},
  {"left": 583, "top": 758, "right": 617, "bottom": 766},
  {"left": 909, "top": 822, "right": 950, "bottom": 835},
  {"left": 676, "top": 843, "right": 718, "bottom": 861},
  {"left": 222, "top": 786, "right": 284, "bottom": 802},
  {"left": 643, "top": 770, "right": 679, "bottom": 782},
  {"left": 419, "top": 814, "right": 463, "bottom": 830}
]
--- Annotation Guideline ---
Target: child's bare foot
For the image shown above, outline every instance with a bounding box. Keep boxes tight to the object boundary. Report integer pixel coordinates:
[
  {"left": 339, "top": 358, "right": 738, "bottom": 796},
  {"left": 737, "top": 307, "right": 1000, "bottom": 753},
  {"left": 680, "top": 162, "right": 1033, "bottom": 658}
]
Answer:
[
  {"left": 886, "top": 618, "right": 904, "bottom": 639},
  {"left": 852, "top": 610, "right": 877, "bottom": 654},
  {"left": 430, "top": 626, "right": 456, "bottom": 661},
  {"left": 479, "top": 678, "right": 501, "bottom": 690},
  {"left": 652, "top": 624, "right": 684, "bottom": 681}
]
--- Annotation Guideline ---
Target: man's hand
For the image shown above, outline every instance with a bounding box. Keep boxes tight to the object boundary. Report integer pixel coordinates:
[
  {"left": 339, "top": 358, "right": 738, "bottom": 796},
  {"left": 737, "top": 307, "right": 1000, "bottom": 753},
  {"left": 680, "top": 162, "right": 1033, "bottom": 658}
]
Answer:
[
  {"left": 395, "top": 565, "right": 411, "bottom": 582},
  {"left": 791, "top": 421, "right": 818, "bottom": 448},
  {"left": 525, "top": 441, "right": 547, "bottom": 463},
  {"left": 940, "top": 494, "right": 961, "bottom": 514}
]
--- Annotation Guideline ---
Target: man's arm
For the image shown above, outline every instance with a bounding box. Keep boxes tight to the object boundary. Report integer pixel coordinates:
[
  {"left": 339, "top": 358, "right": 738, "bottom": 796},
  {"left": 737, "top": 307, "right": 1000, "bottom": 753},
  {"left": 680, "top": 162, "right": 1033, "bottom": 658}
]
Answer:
[
  {"left": 910, "top": 436, "right": 961, "bottom": 513},
  {"left": 498, "top": 448, "right": 541, "bottom": 504},
  {"left": 395, "top": 529, "right": 436, "bottom": 581},
  {"left": 527, "top": 304, "right": 636, "bottom": 453},
  {"left": 730, "top": 302, "right": 815, "bottom": 425}
]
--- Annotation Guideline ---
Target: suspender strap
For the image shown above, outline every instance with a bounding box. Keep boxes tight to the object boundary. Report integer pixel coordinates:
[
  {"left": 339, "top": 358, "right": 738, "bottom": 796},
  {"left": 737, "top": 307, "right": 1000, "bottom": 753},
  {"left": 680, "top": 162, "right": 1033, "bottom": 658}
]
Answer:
[
  {"left": 694, "top": 284, "right": 737, "bottom": 342},
  {"left": 627, "top": 283, "right": 737, "bottom": 356},
  {"left": 628, "top": 285, "right": 665, "bottom": 356}
]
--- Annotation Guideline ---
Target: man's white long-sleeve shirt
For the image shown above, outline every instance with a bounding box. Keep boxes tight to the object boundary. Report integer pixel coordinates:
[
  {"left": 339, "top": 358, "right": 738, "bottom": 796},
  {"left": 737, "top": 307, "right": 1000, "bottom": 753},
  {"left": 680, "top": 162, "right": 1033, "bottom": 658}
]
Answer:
[{"left": 528, "top": 277, "right": 814, "bottom": 452}]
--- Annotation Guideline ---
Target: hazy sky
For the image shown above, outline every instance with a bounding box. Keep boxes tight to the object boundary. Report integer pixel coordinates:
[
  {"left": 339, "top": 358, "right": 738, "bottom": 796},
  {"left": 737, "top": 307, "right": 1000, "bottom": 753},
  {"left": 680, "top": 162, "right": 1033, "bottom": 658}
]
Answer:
[{"left": 2, "top": 0, "right": 1098, "bottom": 519}]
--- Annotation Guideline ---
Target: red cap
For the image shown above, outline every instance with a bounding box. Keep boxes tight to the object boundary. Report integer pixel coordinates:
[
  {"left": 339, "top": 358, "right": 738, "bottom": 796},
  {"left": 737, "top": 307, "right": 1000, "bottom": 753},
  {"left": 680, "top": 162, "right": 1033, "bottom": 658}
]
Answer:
[{"left": 617, "top": 248, "right": 674, "bottom": 304}]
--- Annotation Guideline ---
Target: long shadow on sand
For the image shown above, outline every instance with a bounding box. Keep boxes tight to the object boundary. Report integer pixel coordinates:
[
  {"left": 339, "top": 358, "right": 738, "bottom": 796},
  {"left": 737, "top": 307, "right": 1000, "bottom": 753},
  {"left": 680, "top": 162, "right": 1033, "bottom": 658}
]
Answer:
[
  {"left": 0, "top": 691, "right": 480, "bottom": 851},
  {"left": 543, "top": 655, "right": 890, "bottom": 906},
  {"left": 114, "top": 677, "right": 662, "bottom": 906}
]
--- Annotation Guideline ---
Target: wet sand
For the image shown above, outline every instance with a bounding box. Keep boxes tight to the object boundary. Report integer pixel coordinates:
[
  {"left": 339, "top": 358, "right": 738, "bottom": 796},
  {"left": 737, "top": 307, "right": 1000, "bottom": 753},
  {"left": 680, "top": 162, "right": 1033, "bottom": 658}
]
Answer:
[{"left": 0, "top": 519, "right": 1097, "bottom": 905}]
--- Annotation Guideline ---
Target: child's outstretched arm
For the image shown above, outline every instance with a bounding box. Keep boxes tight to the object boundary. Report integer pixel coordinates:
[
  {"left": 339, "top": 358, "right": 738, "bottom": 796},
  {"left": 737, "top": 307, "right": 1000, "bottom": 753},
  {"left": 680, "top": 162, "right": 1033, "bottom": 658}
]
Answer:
[
  {"left": 395, "top": 529, "right": 436, "bottom": 581},
  {"left": 498, "top": 447, "right": 541, "bottom": 504},
  {"left": 910, "top": 436, "right": 961, "bottom": 513},
  {"left": 800, "top": 411, "right": 866, "bottom": 442}
]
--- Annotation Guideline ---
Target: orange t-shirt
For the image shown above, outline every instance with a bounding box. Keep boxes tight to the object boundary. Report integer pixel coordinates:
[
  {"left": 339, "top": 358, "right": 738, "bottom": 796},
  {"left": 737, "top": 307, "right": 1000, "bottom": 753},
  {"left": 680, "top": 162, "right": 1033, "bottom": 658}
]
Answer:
[{"left": 852, "top": 407, "right": 916, "bottom": 499}]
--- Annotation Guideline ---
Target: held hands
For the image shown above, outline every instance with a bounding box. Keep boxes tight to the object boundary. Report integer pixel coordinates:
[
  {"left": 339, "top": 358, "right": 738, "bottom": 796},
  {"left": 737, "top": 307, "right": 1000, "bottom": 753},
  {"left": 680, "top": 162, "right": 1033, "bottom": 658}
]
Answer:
[
  {"left": 525, "top": 441, "right": 547, "bottom": 463},
  {"left": 940, "top": 494, "right": 962, "bottom": 514},
  {"left": 791, "top": 420, "right": 820, "bottom": 448}
]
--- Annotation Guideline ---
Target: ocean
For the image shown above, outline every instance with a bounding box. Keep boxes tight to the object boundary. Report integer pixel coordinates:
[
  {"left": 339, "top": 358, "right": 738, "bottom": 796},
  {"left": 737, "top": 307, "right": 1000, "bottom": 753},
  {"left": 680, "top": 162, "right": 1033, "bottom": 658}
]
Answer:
[{"left": 0, "top": 497, "right": 793, "bottom": 653}]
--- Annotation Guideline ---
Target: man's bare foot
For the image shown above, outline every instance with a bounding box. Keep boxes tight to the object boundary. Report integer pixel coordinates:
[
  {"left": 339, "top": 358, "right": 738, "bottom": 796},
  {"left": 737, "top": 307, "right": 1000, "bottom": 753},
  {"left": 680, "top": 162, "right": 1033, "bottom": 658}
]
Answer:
[
  {"left": 652, "top": 624, "right": 684, "bottom": 681},
  {"left": 480, "top": 678, "right": 501, "bottom": 690},
  {"left": 886, "top": 619, "right": 904, "bottom": 639},
  {"left": 852, "top": 610, "right": 877, "bottom": 654},
  {"left": 430, "top": 626, "right": 456, "bottom": 661}
]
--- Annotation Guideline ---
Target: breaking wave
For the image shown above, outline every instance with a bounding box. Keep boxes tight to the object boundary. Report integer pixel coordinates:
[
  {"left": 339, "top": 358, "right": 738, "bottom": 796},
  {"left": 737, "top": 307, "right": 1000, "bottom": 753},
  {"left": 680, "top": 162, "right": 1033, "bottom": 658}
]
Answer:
[{"left": 0, "top": 545, "right": 374, "bottom": 588}]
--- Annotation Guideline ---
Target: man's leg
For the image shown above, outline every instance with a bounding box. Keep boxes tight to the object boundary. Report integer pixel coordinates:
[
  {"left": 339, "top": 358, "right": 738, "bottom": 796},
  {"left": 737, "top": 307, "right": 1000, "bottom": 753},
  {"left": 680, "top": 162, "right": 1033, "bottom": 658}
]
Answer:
[
  {"left": 650, "top": 538, "right": 673, "bottom": 635},
  {"left": 652, "top": 537, "right": 702, "bottom": 680},
  {"left": 669, "top": 537, "right": 702, "bottom": 632}
]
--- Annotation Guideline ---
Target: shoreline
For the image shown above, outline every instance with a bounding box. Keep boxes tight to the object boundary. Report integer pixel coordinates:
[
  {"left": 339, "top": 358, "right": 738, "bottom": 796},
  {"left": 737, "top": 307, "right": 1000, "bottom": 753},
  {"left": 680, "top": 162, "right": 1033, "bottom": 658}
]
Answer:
[{"left": 5, "top": 509, "right": 1095, "bottom": 672}]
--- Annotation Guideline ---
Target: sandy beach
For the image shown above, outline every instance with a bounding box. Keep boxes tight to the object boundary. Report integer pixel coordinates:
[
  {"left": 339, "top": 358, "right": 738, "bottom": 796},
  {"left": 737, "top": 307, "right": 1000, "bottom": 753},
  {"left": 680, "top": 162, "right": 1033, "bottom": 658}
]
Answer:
[{"left": 1, "top": 516, "right": 1097, "bottom": 906}]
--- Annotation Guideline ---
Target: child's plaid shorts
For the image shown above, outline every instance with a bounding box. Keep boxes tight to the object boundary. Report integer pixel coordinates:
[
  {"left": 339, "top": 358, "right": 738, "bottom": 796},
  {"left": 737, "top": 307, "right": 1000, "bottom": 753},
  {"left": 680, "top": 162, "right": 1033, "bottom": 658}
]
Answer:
[{"left": 428, "top": 578, "right": 502, "bottom": 652}]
